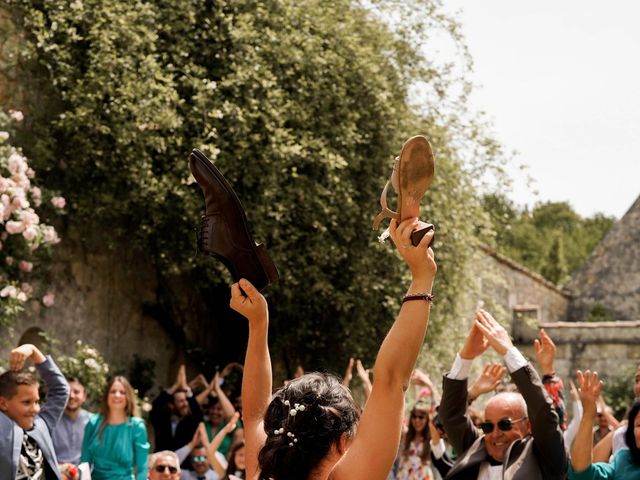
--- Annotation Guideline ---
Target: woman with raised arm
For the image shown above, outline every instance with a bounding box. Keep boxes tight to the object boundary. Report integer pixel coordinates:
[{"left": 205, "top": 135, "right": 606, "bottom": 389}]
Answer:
[
  {"left": 569, "top": 370, "right": 640, "bottom": 479},
  {"left": 230, "top": 217, "right": 436, "bottom": 480}
]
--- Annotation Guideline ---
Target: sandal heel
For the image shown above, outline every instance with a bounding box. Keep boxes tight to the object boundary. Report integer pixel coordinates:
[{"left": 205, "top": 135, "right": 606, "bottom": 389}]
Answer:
[{"left": 372, "top": 181, "right": 399, "bottom": 230}]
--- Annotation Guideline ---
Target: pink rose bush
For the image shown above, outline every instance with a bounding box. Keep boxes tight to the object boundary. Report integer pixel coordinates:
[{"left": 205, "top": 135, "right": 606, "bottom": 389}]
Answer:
[{"left": 0, "top": 109, "right": 64, "bottom": 321}]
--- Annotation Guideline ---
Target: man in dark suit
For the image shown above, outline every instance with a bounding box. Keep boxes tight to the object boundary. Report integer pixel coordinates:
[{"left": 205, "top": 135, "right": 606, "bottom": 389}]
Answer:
[
  {"left": 0, "top": 343, "right": 70, "bottom": 480},
  {"left": 440, "top": 310, "right": 567, "bottom": 480},
  {"left": 150, "top": 365, "right": 203, "bottom": 452}
]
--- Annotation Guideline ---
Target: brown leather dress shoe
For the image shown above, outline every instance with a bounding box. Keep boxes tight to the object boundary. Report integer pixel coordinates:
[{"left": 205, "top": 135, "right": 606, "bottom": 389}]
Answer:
[{"left": 189, "top": 149, "right": 279, "bottom": 291}]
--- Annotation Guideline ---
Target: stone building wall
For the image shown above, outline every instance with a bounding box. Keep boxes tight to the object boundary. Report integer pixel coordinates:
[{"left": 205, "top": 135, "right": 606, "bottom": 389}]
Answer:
[
  {"left": 478, "top": 245, "right": 571, "bottom": 325},
  {"left": 515, "top": 320, "right": 640, "bottom": 387},
  {"left": 481, "top": 245, "right": 640, "bottom": 384}
]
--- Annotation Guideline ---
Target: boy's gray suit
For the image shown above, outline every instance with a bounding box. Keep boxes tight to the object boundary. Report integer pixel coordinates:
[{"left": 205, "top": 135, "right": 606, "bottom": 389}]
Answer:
[{"left": 0, "top": 356, "right": 70, "bottom": 480}]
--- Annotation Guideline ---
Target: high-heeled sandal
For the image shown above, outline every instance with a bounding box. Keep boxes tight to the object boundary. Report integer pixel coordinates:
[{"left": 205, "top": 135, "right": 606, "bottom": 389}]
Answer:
[{"left": 372, "top": 135, "right": 435, "bottom": 246}]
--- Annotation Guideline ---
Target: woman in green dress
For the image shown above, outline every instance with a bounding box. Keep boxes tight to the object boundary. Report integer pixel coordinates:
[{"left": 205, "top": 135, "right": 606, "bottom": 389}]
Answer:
[{"left": 81, "top": 376, "right": 150, "bottom": 480}]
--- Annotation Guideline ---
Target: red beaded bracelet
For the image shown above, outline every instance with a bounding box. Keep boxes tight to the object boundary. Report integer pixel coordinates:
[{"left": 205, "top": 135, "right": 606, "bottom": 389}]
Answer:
[{"left": 402, "top": 293, "right": 434, "bottom": 303}]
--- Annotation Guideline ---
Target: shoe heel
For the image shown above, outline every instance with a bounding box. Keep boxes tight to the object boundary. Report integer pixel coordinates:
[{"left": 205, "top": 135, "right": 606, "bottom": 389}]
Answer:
[{"left": 372, "top": 181, "right": 399, "bottom": 230}]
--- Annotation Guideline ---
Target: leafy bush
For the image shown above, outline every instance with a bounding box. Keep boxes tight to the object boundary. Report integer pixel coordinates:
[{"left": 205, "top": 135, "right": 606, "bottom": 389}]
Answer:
[{"left": 55, "top": 339, "right": 110, "bottom": 409}]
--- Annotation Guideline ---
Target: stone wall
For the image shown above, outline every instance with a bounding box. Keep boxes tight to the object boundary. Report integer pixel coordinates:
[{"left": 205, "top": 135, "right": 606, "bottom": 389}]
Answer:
[
  {"left": 2, "top": 226, "right": 183, "bottom": 390},
  {"left": 515, "top": 319, "right": 640, "bottom": 385}
]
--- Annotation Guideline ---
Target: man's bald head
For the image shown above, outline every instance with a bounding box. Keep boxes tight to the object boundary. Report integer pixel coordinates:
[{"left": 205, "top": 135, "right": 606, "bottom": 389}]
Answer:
[{"left": 483, "top": 392, "right": 530, "bottom": 462}]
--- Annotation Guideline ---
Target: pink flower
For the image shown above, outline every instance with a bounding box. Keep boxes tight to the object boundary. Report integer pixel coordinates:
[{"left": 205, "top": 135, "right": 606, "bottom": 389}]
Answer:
[
  {"left": 42, "top": 226, "right": 60, "bottom": 244},
  {"left": 42, "top": 292, "right": 55, "bottom": 307},
  {"left": 30, "top": 186, "right": 42, "bottom": 201},
  {"left": 8, "top": 152, "right": 27, "bottom": 175},
  {"left": 19, "top": 260, "right": 33, "bottom": 272},
  {"left": 21, "top": 283, "right": 33, "bottom": 295},
  {"left": 5, "top": 256, "right": 13, "bottom": 265},
  {"left": 16, "top": 292, "right": 27, "bottom": 302},
  {"left": 9, "top": 110, "right": 24, "bottom": 122},
  {"left": 51, "top": 196, "right": 66, "bottom": 209},
  {"left": 0, "top": 285, "right": 18, "bottom": 298},
  {"left": 5, "top": 220, "right": 25, "bottom": 234},
  {"left": 22, "top": 226, "right": 38, "bottom": 242},
  {"left": 26, "top": 168, "right": 35, "bottom": 179}
]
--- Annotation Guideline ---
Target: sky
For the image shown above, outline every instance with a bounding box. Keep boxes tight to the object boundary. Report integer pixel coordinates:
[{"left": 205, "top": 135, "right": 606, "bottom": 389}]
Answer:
[{"left": 440, "top": 0, "right": 640, "bottom": 219}]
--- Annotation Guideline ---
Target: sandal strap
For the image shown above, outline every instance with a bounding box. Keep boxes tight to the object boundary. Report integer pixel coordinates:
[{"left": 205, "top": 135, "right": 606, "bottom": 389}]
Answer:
[{"left": 371, "top": 181, "right": 399, "bottom": 230}]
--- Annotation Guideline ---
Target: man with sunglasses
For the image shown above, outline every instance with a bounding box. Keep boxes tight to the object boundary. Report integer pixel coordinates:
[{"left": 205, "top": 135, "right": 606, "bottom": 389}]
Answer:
[
  {"left": 148, "top": 451, "right": 181, "bottom": 480},
  {"left": 440, "top": 310, "right": 567, "bottom": 479},
  {"left": 180, "top": 446, "right": 219, "bottom": 480}
]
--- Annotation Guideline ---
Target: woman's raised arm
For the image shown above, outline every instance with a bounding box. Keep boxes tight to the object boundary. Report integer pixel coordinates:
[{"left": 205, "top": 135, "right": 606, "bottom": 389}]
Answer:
[{"left": 334, "top": 218, "right": 436, "bottom": 480}]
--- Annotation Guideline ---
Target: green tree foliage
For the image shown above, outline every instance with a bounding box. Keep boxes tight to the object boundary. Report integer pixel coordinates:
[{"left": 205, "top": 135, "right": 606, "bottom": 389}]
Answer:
[
  {"left": 4, "top": 0, "right": 503, "bottom": 375},
  {"left": 482, "top": 194, "right": 615, "bottom": 285},
  {"left": 540, "top": 233, "right": 569, "bottom": 285}
]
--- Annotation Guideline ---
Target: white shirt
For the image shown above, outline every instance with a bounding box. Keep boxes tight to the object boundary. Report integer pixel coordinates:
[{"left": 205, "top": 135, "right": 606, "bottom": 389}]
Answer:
[{"left": 478, "top": 462, "right": 503, "bottom": 480}]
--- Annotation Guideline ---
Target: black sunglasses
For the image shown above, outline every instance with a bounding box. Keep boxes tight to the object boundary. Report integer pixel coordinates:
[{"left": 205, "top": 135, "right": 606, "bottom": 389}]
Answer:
[
  {"left": 154, "top": 464, "right": 178, "bottom": 474},
  {"left": 479, "top": 417, "right": 527, "bottom": 434}
]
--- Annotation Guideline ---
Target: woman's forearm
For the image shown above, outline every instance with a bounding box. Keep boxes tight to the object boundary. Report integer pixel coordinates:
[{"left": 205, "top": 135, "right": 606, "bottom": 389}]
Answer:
[
  {"left": 571, "top": 412, "right": 595, "bottom": 471},
  {"left": 373, "top": 275, "right": 433, "bottom": 391},
  {"left": 242, "top": 317, "right": 272, "bottom": 423}
]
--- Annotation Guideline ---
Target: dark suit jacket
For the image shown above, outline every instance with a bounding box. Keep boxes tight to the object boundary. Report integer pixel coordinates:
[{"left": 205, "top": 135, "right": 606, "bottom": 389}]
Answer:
[
  {"left": 0, "top": 356, "right": 70, "bottom": 480},
  {"left": 440, "top": 363, "right": 567, "bottom": 480},
  {"left": 149, "top": 390, "right": 203, "bottom": 452}
]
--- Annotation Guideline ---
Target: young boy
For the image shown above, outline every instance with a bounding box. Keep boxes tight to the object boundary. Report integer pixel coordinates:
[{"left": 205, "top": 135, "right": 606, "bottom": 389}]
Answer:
[{"left": 0, "top": 343, "right": 70, "bottom": 479}]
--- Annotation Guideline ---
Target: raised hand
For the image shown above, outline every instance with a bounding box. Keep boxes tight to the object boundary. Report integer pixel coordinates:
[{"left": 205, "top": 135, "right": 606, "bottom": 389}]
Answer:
[
  {"left": 569, "top": 379, "right": 579, "bottom": 402},
  {"left": 459, "top": 322, "right": 490, "bottom": 360},
  {"left": 468, "top": 362, "right": 506, "bottom": 401},
  {"left": 343, "top": 357, "right": 354, "bottom": 386},
  {"left": 222, "top": 411, "right": 241, "bottom": 434},
  {"left": 188, "top": 422, "right": 202, "bottom": 449},
  {"left": 197, "top": 422, "right": 210, "bottom": 447},
  {"left": 356, "top": 360, "right": 370, "bottom": 383},
  {"left": 212, "top": 372, "right": 222, "bottom": 393},
  {"left": 388, "top": 218, "right": 437, "bottom": 281},
  {"left": 10, "top": 344, "right": 45, "bottom": 370},
  {"left": 220, "top": 362, "right": 243, "bottom": 378},
  {"left": 230, "top": 278, "right": 268, "bottom": 323},
  {"left": 176, "top": 364, "right": 188, "bottom": 390},
  {"left": 473, "top": 310, "right": 513, "bottom": 356},
  {"left": 410, "top": 368, "right": 432, "bottom": 387},
  {"left": 533, "top": 328, "right": 556, "bottom": 375},
  {"left": 576, "top": 370, "right": 603, "bottom": 416}
]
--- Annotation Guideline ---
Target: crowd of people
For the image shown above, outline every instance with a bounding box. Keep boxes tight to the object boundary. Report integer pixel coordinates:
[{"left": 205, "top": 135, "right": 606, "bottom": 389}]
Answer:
[{"left": 1, "top": 216, "right": 639, "bottom": 480}]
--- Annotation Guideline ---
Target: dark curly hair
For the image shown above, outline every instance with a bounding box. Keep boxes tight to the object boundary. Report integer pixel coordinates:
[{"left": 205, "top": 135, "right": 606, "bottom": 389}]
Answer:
[
  {"left": 625, "top": 400, "right": 640, "bottom": 464},
  {"left": 258, "top": 372, "right": 360, "bottom": 480}
]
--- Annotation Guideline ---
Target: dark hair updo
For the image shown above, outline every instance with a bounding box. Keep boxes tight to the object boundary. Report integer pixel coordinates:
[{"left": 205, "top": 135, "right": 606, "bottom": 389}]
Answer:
[
  {"left": 625, "top": 400, "right": 640, "bottom": 464},
  {"left": 258, "top": 372, "right": 360, "bottom": 480}
]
